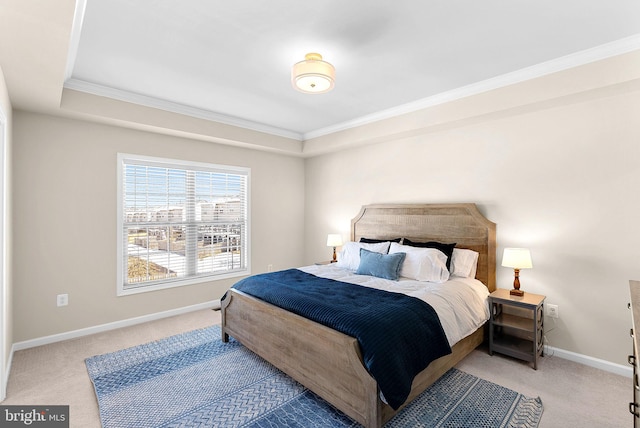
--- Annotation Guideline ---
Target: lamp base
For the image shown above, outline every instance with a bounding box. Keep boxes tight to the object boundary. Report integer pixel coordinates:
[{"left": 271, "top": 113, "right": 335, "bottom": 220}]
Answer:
[{"left": 510, "top": 288, "right": 524, "bottom": 296}]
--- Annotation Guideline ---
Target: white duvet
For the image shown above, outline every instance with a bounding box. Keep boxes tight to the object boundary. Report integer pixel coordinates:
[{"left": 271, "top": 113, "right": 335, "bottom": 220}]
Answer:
[{"left": 299, "top": 264, "right": 490, "bottom": 347}]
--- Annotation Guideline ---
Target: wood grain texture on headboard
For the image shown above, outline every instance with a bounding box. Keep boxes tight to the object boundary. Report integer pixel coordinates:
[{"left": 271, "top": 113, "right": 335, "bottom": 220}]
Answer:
[{"left": 351, "top": 204, "right": 496, "bottom": 291}]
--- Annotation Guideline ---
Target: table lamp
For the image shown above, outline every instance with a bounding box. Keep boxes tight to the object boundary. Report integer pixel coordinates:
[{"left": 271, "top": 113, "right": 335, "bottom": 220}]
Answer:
[
  {"left": 326, "top": 234, "right": 343, "bottom": 263},
  {"left": 501, "top": 248, "right": 533, "bottom": 296}
]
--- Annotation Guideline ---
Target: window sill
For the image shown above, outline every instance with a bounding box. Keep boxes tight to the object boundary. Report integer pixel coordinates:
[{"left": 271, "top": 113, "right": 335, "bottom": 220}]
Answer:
[{"left": 117, "top": 269, "right": 250, "bottom": 296}]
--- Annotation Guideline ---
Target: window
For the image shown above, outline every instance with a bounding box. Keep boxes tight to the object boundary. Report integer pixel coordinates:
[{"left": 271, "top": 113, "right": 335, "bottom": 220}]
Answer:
[{"left": 117, "top": 154, "right": 250, "bottom": 295}]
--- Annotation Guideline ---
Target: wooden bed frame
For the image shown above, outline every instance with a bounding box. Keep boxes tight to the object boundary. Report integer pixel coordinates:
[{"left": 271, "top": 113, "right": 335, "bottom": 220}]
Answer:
[{"left": 221, "top": 204, "right": 496, "bottom": 428}]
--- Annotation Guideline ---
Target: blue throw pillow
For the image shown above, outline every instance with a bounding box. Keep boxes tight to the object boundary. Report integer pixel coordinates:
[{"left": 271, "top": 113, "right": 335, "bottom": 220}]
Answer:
[{"left": 356, "top": 248, "right": 406, "bottom": 280}]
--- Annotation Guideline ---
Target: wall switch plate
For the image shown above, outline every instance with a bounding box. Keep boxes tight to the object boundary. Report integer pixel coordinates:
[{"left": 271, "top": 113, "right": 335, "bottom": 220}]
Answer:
[
  {"left": 547, "top": 304, "right": 559, "bottom": 318},
  {"left": 57, "top": 293, "right": 68, "bottom": 307}
]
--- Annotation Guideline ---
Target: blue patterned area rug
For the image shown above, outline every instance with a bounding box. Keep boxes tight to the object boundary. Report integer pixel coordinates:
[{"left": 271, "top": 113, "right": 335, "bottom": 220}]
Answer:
[{"left": 85, "top": 325, "right": 543, "bottom": 427}]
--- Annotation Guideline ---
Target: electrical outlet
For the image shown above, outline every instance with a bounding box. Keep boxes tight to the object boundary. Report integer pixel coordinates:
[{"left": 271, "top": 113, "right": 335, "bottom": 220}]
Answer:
[
  {"left": 57, "top": 294, "right": 68, "bottom": 307},
  {"left": 267, "top": 264, "right": 273, "bottom": 272},
  {"left": 547, "top": 304, "right": 558, "bottom": 319}
]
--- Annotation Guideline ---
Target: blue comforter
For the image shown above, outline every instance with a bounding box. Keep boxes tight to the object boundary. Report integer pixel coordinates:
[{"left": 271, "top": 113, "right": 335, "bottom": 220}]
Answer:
[{"left": 229, "top": 268, "right": 452, "bottom": 409}]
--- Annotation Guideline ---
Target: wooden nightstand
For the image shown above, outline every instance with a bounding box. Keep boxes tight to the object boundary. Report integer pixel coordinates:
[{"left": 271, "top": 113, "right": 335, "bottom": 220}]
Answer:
[{"left": 489, "top": 288, "right": 545, "bottom": 369}]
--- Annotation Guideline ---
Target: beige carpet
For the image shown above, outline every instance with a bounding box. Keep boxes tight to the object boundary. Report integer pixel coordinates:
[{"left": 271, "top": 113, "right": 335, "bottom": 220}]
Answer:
[{"left": 3, "top": 309, "right": 630, "bottom": 428}]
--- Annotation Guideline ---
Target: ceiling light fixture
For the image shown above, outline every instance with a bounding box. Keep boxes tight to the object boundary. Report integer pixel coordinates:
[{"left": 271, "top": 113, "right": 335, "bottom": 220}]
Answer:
[{"left": 291, "top": 52, "right": 335, "bottom": 94}]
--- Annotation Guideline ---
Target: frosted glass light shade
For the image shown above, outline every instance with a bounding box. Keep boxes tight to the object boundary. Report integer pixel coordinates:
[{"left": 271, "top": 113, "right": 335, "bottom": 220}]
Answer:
[
  {"left": 501, "top": 248, "right": 533, "bottom": 269},
  {"left": 292, "top": 53, "right": 335, "bottom": 94}
]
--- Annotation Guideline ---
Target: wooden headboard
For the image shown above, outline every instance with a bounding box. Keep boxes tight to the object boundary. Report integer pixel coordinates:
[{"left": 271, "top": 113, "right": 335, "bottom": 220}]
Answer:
[{"left": 351, "top": 204, "right": 497, "bottom": 292}]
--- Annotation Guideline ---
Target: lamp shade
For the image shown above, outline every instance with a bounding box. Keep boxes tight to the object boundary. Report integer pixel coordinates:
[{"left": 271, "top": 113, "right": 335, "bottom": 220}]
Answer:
[
  {"left": 501, "top": 248, "right": 533, "bottom": 269},
  {"left": 292, "top": 53, "right": 335, "bottom": 94},
  {"left": 326, "top": 234, "right": 343, "bottom": 247}
]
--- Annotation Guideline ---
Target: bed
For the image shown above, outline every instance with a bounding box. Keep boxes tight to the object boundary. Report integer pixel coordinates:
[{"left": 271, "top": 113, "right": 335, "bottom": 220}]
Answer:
[{"left": 220, "top": 203, "right": 496, "bottom": 427}]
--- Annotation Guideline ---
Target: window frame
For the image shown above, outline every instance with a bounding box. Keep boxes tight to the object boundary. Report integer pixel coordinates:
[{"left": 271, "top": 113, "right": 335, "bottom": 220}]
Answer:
[{"left": 116, "top": 153, "right": 251, "bottom": 296}]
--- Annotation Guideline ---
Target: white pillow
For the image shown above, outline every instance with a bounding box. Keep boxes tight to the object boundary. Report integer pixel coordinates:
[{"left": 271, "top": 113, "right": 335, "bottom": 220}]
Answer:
[
  {"left": 451, "top": 248, "right": 479, "bottom": 278},
  {"left": 336, "top": 241, "right": 391, "bottom": 271},
  {"left": 389, "top": 242, "right": 450, "bottom": 283}
]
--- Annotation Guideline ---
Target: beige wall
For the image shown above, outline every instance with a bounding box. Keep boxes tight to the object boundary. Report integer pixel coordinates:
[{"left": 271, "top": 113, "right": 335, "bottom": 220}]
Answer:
[
  {"left": 304, "top": 80, "right": 640, "bottom": 366},
  {"left": 7, "top": 49, "right": 640, "bottom": 369},
  {"left": 12, "top": 112, "right": 305, "bottom": 342}
]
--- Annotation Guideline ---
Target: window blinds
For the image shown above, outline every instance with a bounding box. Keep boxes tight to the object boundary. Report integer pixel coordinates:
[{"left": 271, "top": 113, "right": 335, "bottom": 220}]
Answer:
[{"left": 118, "top": 154, "right": 250, "bottom": 293}]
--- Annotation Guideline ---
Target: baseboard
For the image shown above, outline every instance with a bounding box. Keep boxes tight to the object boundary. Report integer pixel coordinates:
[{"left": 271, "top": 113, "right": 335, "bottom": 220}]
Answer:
[
  {"left": 6, "top": 303, "right": 632, "bottom": 384},
  {"left": 12, "top": 299, "right": 221, "bottom": 352},
  {"left": 546, "top": 345, "right": 632, "bottom": 378}
]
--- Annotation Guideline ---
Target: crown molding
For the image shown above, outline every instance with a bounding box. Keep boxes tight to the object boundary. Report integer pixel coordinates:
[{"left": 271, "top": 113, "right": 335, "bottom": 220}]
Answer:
[
  {"left": 63, "top": 33, "right": 640, "bottom": 144},
  {"left": 303, "top": 34, "right": 640, "bottom": 141},
  {"left": 63, "top": 0, "right": 87, "bottom": 82},
  {"left": 63, "top": 0, "right": 301, "bottom": 140},
  {"left": 63, "top": 78, "right": 304, "bottom": 141}
]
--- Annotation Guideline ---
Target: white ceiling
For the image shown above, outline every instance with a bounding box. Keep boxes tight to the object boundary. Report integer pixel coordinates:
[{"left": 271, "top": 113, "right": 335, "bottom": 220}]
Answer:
[{"left": 3, "top": 1, "right": 640, "bottom": 142}]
